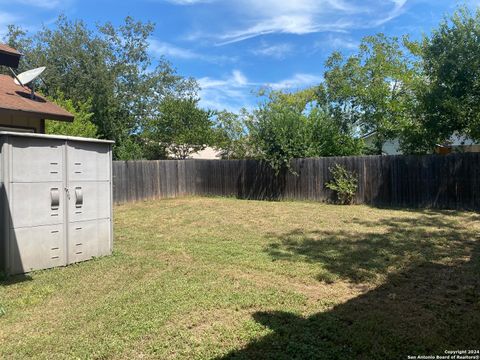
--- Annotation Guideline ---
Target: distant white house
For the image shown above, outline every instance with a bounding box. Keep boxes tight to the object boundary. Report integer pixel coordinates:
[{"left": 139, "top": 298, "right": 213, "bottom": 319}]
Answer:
[
  {"left": 363, "top": 132, "right": 480, "bottom": 155},
  {"left": 362, "top": 133, "right": 402, "bottom": 155},
  {"left": 165, "top": 145, "right": 223, "bottom": 159},
  {"left": 188, "top": 146, "right": 223, "bottom": 160}
]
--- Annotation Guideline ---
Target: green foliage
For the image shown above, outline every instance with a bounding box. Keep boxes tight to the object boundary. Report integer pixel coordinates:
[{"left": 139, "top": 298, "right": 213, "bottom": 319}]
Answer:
[
  {"left": 45, "top": 93, "right": 98, "bottom": 138},
  {"left": 250, "top": 90, "right": 363, "bottom": 174},
  {"left": 324, "top": 34, "right": 421, "bottom": 154},
  {"left": 144, "top": 97, "right": 215, "bottom": 159},
  {"left": 3, "top": 16, "right": 198, "bottom": 160},
  {"left": 212, "top": 109, "right": 252, "bottom": 159},
  {"left": 6, "top": 6, "right": 480, "bottom": 160},
  {"left": 308, "top": 107, "right": 365, "bottom": 157},
  {"left": 400, "top": 7, "right": 480, "bottom": 153},
  {"left": 248, "top": 10, "right": 480, "bottom": 157},
  {"left": 325, "top": 164, "right": 358, "bottom": 205},
  {"left": 114, "top": 136, "right": 145, "bottom": 160}
]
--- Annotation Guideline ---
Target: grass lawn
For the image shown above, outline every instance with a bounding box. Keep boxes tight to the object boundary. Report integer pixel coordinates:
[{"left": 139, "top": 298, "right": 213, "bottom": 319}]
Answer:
[{"left": 1, "top": 197, "right": 479, "bottom": 359}]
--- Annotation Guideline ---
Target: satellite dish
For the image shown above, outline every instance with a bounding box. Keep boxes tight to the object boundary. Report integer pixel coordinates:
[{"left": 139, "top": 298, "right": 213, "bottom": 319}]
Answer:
[{"left": 14, "top": 66, "right": 46, "bottom": 86}]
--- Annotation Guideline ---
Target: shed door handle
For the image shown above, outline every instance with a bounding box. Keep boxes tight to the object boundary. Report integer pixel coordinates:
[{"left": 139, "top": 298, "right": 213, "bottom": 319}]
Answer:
[
  {"left": 51, "top": 188, "right": 60, "bottom": 210},
  {"left": 75, "top": 187, "right": 83, "bottom": 208}
]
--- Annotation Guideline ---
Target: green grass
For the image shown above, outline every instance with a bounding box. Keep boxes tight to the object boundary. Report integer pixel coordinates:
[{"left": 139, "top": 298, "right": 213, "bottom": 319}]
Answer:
[{"left": 1, "top": 197, "right": 479, "bottom": 359}]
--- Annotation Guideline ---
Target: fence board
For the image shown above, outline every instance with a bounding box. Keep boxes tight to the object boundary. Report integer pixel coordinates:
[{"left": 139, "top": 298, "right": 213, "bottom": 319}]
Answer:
[{"left": 112, "top": 153, "right": 480, "bottom": 210}]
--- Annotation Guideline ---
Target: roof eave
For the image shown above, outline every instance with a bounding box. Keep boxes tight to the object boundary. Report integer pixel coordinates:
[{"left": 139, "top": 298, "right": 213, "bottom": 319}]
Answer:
[
  {"left": 44, "top": 113, "right": 75, "bottom": 122},
  {"left": 0, "top": 107, "right": 74, "bottom": 122}
]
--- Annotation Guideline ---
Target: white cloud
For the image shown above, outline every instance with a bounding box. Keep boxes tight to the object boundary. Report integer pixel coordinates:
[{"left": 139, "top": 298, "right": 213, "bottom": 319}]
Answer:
[
  {"left": 232, "top": 70, "right": 248, "bottom": 86},
  {"left": 217, "top": 15, "right": 331, "bottom": 45},
  {"left": 368, "top": 0, "right": 407, "bottom": 26},
  {"left": 315, "top": 35, "right": 359, "bottom": 51},
  {"left": 198, "top": 70, "right": 254, "bottom": 112},
  {"left": 0, "top": 2, "right": 72, "bottom": 39},
  {"left": 198, "top": 70, "right": 322, "bottom": 111},
  {"left": 177, "top": 0, "right": 408, "bottom": 45},
  {"left": 148, "top": 38, "right": 235, "bottom": 64},
  {"left": 252, "top": 42, "right": 293, "bottom": 59},
  {"left": 266, "top": 73, "right": 323, "bottom": 91},
  {"left": 331, "top": 37, "right": 359, "bottom": 50},
  {"left": 149, "top": 39, "right": 200, "bottom": 59}
]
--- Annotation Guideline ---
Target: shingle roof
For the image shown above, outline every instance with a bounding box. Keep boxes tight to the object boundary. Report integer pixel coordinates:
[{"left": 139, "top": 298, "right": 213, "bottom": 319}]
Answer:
[{"left": 0, "top": 74, "right": 74, "bottom": 122}]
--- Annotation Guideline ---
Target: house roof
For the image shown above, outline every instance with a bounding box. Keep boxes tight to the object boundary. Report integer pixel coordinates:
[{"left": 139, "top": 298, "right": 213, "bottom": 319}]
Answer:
[
  {"left": 361, "top": 131, "right": 377, "bottom": 139},
  {"left": 0, "top": 74, "right": 74, "bottom": 122},
  {"left": 0, "top": 44, "right": 21, "bottom": 56},
  {"left": 0, "top": 44, "right": 22, "bottom": 69}
]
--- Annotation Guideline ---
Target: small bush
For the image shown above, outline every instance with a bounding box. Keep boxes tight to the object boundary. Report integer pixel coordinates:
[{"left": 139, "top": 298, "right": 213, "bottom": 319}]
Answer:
[{"left": 325, "top": 163, "right": 358, "bottom": 205}]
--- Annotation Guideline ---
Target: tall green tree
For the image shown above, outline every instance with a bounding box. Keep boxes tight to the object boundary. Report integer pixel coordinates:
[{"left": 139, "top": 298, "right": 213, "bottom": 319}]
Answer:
[
  {"left": 144, "top": 97, "right": 215, "bottom": 159},
  {"left": 400, "top": 7, "right": 480, "bottom": 153},
  {"left": 45, "top": 93, "right": 98, "bottom": 138},
  {"left": 324, "top": 34, "right": 421, "bottom": 154},
  {"left": 213, "top": 109, "right": 252, "bottom": 159},
  {"left": 250, "top": 89, "right": 363, "bottom": 173},
  {"left": 3, "top": 16, "right": 197, "bottom": 159}
]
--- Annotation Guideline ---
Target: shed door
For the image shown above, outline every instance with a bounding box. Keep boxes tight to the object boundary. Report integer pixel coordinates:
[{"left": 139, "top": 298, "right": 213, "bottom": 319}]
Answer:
[
  {"left": 8, "top": 137, "right": 67, "bottom": 273},
  {"left": 7, "top": 137, "right": 111, "bottom": 274},
  {"left": 66, "top": 141, "right": 111, "bottom": 264},
  {"left": 9, "top": 137, "right": 65, "bottom": 228}
]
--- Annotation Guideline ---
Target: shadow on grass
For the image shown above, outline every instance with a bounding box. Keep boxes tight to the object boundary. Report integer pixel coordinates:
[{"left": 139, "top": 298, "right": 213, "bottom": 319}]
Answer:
[
  {"left": 219, "top": 244, "right": 480, "bottom": 359},
  {"left": 218, "top": 211, "right": 480, "bottom": 359},
  {"left": 266, "top": 212, "right": 479, "bottom": 283},
  {"left": 0, "top": 273, "right": 33, "bottom": 286}
]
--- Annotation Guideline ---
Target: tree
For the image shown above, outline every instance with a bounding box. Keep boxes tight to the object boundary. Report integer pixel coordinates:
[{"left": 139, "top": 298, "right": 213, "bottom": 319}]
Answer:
[
  {"left": 249, "top": 89, "right": 363, "bottom": 174},
  {"left": 324, "top": 34, "right": 421, "bottom": 154},
  {"left": 212, "top": 109, "right": 252, "bottom": 159},
  {"left": 144, "top": 97, "right": 215, "bottom": 159},
  {"left": 3, "top": 16, "right": 198, "bottom": 159},
  {"left": 309, "top": 107, "right": 365, "bottom": 157},
  {"left": 45, "top": 93, "right": 98, "bottom": 138},
  {"left": 400, "top": 7, "right": 480, "bottom": 153}
]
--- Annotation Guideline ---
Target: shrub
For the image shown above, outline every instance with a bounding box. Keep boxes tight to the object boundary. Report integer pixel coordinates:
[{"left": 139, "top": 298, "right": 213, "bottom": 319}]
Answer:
[{"left": 325, "top": 164, "right": 358, "bottom": 204}]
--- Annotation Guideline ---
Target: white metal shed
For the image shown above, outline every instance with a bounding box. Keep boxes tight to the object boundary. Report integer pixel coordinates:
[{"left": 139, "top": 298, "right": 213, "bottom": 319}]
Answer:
[{"left": 0, "top": 131, "right": 114, "bottom": 275}]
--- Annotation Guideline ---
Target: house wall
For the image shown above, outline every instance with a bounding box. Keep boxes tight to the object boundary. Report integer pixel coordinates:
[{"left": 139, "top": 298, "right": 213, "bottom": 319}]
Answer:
[
  {"left": 381, "top": 138, "right": 401, "bottom": 155},
  {"left": 364, "top": 133, "right": 480, "bottom": 155},
  {"left": 165, "top": 145, "right": 223, "bottom": 160},
  {"left": 188, "top": 146, "right": 222, "bottom": 160},
  {"left": 363, "top": 136, "right": 402, "bottom": 155},
  {"left": 449, "top": 133, "right": 477, "bottom": 146},
  {"left": 0, "top": 110, "right": 44, "bottom": 133}
]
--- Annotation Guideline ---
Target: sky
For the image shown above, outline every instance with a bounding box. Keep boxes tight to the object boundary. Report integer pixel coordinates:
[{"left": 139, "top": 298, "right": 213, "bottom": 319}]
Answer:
[{"left": 0, "top": 0, "right": 477, "bottom": 112}]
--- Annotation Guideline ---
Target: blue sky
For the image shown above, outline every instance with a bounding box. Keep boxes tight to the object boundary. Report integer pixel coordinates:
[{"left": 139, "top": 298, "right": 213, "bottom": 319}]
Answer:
[{"left": 0, "top": 0, "right": 477, "bottom": 112}]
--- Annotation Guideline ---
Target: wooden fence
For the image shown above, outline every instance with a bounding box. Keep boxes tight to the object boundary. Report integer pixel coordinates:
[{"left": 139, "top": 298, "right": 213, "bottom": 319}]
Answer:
[{"left": 113, "top": 153, "right": 480, "bottom": 209}]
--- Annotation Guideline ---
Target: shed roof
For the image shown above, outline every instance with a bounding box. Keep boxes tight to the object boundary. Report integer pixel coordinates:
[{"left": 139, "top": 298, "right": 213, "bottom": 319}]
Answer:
[{"left": 0, "top": 74, "right": 74, "bottom": 122}]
